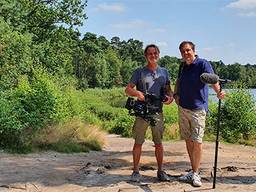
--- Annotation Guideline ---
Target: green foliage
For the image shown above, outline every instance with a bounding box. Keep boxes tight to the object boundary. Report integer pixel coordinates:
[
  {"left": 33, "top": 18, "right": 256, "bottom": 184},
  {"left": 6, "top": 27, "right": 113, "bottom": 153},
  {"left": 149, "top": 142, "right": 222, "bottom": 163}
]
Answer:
[
  {"left": 32, "top": 27, "right": 78, "bottom": 75},
  {"left": 87, "top": 54, "right": 108, "bottom": 88},
  {"left": 1, "top": 0, "right": 256, "bottom": 152},
  {"left": 120, "top": 59, "right": 138, "bottom": 86},
  {"left": 13, "top": 75, "right": 56, "bottom": 128},
  {"left": 0, "top": 97, "right": 24, "bottom": 149},
  {"left": 110, "top": 112, "right": 134, "bottom": 137},
  {"left": 82, "top": 88, "right": 180, "bottom": 140},
  {"left": 14, "top": 70, "right": 70, "bottom": 126},
  {"left": 211, "top": 61, "right": 256, "bottom": 88},
  {"left": 0, "top": 69, "right": 73, "bottom": 150},
  {"left": 207, "top": 89, "right": 256, "bottom": 143},
  {"left": 0, "top": 18, "right": 33, "bottom": 90},
  {"left": 158, "top": 56, "right": 181, "bottom": 83},
  {"left": 104, "top": 48, "right": 122, "bottom": 87},
  {"left": 163, "top": 104, "right": 178, "bottom": 124},
  {"left": 0, "top": 0, "right": 87, "bottom": 40},
  {"left": 221, "top": 89, "right": 256, "bottom": 142},
  {"left": 81, "top": 88, "right": 127, "bottom": 130},
  {"left": 205, "top": 102, "right": 217, "bottom": 138}
]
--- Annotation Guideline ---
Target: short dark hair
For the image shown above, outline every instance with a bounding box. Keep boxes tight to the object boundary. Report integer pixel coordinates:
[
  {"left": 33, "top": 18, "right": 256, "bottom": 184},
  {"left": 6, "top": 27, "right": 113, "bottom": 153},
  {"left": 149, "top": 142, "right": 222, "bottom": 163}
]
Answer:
[
  {"left": 144, "top": 44, "right": 160, "bottom": 55},
  {"left": 179, "top": 41, "right": 195, "bottom": 52}
]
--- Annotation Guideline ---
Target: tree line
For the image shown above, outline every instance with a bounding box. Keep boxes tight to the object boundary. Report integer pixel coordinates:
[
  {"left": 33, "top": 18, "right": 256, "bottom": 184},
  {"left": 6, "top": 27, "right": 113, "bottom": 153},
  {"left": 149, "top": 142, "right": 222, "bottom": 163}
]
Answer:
[
  {"left": 1, "top": 1, "right": 256, "bottom": 92},
  {"left": 0, "top": 1, "right": 255, "bottom": 151}
]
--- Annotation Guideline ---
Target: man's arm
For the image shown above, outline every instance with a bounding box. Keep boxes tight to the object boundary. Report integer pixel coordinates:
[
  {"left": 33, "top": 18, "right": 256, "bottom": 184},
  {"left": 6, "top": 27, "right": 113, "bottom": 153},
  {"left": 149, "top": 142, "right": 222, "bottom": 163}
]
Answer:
[
  {"left": 165, "top": 81, "right": 173, "bottom": 96},
  {"left": 163, "top": 82, "right": 174, "bottom": 104},
  {"left": 211, "top": 83, "right": 225, "bottom": 100},
  {"left": 173, "top": 79, "right": 180, "bottom": 105},
  {"left": 125, "top": 83, "right": 145, "bottom": 101}
]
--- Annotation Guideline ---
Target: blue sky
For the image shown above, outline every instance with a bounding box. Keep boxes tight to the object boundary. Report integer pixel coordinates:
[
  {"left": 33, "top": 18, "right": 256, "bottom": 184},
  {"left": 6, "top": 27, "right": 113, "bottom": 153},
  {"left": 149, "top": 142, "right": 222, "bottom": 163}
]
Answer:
[{"left": 80, "top": 0, "right": 256, "bottom": 65}]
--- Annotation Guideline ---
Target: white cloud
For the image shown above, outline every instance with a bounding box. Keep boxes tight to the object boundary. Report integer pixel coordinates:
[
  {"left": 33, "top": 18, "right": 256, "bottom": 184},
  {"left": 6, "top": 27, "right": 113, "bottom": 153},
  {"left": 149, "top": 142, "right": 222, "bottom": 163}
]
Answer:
[
  {"left": 111, "top": 20, "right": 148, "bottom": 29},
  {"left": 226, "top": 0, "right": 256, "bottom": 17},
  {"left": 94, "top": 3, "right": 125, "bottom": 13},
  {"left": 227, "top": 0, "right": 256, "bottom": 10},
  {"left": 239, "top": 11, "right": 256, "bottom": 16}
]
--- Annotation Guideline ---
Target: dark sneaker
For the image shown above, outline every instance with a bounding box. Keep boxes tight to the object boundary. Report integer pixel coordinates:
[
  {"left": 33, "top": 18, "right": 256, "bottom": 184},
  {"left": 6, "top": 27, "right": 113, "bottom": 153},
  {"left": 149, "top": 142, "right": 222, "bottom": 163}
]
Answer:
[
  {"left": 157, "top": 170, "right": 170, "bottom": 181},
  {"left": 130, "top": 171, "right": 141, "bottom": 182},
  {"left": 178, "top": 170, "right": 193, "bottom": 183}
]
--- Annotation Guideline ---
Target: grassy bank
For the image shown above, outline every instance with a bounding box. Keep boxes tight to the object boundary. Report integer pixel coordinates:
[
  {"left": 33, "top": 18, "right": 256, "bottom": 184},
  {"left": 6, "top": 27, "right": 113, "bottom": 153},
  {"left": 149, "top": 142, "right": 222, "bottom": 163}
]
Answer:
[{"left": 1, "top": 84, "right": 255, "bottom": 153}]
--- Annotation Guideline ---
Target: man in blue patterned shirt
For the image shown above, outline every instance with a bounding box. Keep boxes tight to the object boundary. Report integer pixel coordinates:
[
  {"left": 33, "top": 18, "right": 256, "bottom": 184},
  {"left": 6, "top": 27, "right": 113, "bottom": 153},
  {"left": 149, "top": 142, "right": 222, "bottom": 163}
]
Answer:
[{"left": 125, "top": 44, "right": 173, "bottom": 182}]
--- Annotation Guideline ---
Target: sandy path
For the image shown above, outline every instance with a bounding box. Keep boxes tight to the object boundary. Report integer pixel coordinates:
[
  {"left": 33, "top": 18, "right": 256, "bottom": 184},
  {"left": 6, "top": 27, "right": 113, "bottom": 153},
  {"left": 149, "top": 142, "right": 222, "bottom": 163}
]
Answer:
[{"left": 0, "top": 134, "right": 255, "bottom": 192}]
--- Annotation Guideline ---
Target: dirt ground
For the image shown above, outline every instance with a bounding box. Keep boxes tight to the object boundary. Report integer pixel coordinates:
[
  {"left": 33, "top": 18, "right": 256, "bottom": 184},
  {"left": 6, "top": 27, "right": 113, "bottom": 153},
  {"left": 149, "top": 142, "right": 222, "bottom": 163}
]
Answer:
[{"left": 0, "top": 134, "right": 255, "bottom": 192}]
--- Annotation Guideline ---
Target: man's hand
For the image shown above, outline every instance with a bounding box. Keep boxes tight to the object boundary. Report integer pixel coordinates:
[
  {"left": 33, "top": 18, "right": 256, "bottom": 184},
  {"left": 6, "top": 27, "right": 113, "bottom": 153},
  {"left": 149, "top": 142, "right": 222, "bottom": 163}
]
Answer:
[
  {"left": 136, "top": 91, "right": 145, "bottom": 101},
  {"left": 125, "top": 83, "right": 145, "bottom": 101},
  {"left": 163, "top": 95, "right": 174, "bottom": 105},
  {"left": 173, "top": 94, "right": 179, "bottom": 105},
  {"left": 217, "top": 91, "right": 225, "bottom": 100}
]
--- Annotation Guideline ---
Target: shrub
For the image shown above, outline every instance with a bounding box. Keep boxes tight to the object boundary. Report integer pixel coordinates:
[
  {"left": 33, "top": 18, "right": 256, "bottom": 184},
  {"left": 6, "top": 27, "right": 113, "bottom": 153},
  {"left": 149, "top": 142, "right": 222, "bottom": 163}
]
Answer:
[
  {"left": 163, "top": 104, "right": 178, "bottom": 124},
  {"left": 207, "top": 89, "right": 256, "bottom": 143},
  {"left": 111, "top": 112, "right": 134, "bottom": 137},
  {"left": 221, "top": 89, "right": 256, "bottom": 142},
  {"left": 0, "top": 97, "right": 24, "bottom": 149},
  {"left": 0, "top": 69, "right": 73, "bottom": 150}
]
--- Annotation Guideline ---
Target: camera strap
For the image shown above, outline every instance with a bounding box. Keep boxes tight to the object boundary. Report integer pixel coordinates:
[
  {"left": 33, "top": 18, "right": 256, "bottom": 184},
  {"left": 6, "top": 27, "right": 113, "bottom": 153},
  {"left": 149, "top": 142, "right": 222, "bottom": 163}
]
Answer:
[{"left": 140, "top": 68, "right": 148, "bottom": 94}]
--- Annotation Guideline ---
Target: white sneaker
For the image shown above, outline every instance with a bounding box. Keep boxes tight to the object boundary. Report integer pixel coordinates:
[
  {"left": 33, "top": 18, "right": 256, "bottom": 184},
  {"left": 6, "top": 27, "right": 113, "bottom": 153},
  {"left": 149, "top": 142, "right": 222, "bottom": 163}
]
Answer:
[
  {"left": 192, "top": 172, "right": 202, "bottom": 187},
  {"left": 178, "top": 170, "right": 193, "bottom": 182}
]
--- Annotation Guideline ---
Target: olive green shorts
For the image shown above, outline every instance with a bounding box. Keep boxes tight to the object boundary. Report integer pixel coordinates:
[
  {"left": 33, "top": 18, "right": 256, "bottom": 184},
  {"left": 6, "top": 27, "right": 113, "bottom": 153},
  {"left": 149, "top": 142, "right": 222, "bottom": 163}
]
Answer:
[
  {"left": 178, "top": 106, "right": 206, "bottom": 143},
  {"left": 132, "top": 113, "right": 164, "bottom": 145}
]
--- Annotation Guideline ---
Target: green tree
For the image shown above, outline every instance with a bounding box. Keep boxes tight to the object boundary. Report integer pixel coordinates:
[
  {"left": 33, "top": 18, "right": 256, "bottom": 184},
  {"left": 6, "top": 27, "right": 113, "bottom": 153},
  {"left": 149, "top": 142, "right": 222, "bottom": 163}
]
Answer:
[
  {"left": 86, "top": 54, "right": 108, "bottom": 88},
  {"left": 105, "top": 48, "right": 122, "bottom": 88},
  {"left": 120, "top": 59, "right": 138, "bottom": 86},
  {"left": 158, "top": 56, "right": 181, "bottom": 83},
  {"left": 0, "top": 18, "right": 33, "bottom": 91},
  {"left": 0, "top": 0, "right": 87, "bottom": 42},
  {"left": 118, "top": 38, "right": 145, "bottom": 65},
  {"left": 33, "top": 27, "right": 78, "bottom": 75}
]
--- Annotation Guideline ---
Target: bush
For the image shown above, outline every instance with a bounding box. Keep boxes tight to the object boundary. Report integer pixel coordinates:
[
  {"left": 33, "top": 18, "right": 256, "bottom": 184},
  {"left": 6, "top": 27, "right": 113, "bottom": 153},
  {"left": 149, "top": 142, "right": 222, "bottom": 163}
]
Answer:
[
  {"left": 205, "top": 102, "right": 218, "bottom": 140},
  {"left": 0, "top": 97, "right": 24, "bottom": 149},
  {"left": 207, "top": 89, "right": 256, "bottom": 143},
  {"left": 111, "top": 112, "right": 134, "bottom": 137},
  {"left": 0, "top": 69, "right": 73, "bottom": 150},
  {"left": 163, "top": 104, "right": 178, "bottom": 124},
  {"left": 221, "top": 89, "right": 256, "bottom": 142},
  {"left": 82, "top": 88, "right": 127, "bottom": 127}
]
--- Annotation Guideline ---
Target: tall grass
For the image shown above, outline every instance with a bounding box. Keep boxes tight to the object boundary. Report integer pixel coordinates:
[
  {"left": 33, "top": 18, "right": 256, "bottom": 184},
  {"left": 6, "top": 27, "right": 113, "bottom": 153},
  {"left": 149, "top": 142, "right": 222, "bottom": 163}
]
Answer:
[{"left": 34, "top": 118, "right": 106, "bottom": 153}]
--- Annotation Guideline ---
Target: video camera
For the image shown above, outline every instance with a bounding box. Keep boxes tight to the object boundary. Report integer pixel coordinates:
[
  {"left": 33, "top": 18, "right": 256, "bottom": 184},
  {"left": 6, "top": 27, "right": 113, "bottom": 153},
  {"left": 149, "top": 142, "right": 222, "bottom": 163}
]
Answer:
[{"left": 125, "top": 93, "right": 167, "bottom": 126}]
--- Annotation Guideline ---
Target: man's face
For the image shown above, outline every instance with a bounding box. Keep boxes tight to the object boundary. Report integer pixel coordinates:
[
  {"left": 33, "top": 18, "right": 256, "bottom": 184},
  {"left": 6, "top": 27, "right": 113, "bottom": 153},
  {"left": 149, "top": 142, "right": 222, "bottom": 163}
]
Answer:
[
  {"left": 180, "top": 43, "right": 196, "bottom": 64},
  {"left": 145, "top": 47, "right": 159, "bottom": 64}
]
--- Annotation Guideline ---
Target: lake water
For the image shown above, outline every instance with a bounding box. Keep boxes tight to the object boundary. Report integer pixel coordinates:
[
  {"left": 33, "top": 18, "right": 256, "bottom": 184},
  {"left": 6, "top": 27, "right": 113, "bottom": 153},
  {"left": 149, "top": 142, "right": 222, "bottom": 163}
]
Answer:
[{"left": 209, "top": 88, "right": 256, "bottom": 103}]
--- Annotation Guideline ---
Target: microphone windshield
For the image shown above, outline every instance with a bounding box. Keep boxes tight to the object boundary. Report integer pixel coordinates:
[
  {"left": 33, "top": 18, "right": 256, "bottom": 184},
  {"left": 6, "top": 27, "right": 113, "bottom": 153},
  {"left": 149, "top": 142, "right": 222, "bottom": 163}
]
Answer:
[{"left": 200, "top": 73, "right": 219, "bottom": 84}]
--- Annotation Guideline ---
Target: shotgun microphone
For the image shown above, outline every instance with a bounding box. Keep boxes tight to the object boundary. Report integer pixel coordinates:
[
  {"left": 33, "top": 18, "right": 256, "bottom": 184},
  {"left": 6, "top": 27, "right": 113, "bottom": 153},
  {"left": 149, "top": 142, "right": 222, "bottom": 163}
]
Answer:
[
  {"left": 200, "top": 73, "right": 231, "bottom": 84},
  {"left": 200, "top": 73, "right": 219, "bottom": 84}
]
